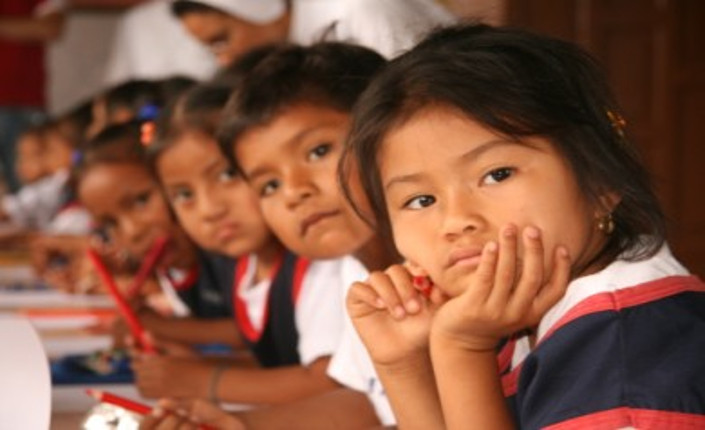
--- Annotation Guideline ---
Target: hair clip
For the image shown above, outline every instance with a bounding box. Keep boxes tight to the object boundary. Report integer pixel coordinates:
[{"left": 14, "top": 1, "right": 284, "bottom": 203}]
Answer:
[
  {"left": 71, "top": 149, "right": 83, "bottom": 167},
  {"left": 606, "top": 110, "right": 626, "bottom": 138},
  {"left": 137, "top": 103, "right": 160, "bottom": 121},
  {"left": 140, "top": 121, "right": 156, "bottom": 147}
]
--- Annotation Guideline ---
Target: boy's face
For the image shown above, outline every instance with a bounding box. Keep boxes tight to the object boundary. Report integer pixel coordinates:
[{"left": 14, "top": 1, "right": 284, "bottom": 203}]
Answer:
[
  {"left": 16, "top": 134, "right": 46, "bottom": 184},
  {"left": 234, "top": 104, "right": 373, "bottom": 259},
  {"left": 43, "top": 130, "right": 73, "bottom": 174},
  {"left": 78, "top": 163, "right": 195, "bottom": 269},
  {"left": 156, "top": 131, "right": 275, "bottom": 257}
]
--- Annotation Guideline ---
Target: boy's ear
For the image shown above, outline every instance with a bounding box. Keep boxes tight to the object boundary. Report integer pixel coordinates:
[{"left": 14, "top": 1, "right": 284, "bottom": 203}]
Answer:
[{"left": 404, "top": 260, "right": 429, "bottom": 278}]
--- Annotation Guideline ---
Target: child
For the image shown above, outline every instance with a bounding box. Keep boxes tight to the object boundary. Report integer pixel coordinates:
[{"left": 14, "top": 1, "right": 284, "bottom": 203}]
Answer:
[
  {"left": 73, "top": 121, "right": 236, "bottom": 345},
  {"left": 341, "top": 24, "right": 705, "bottom": 429},
  {"left": 131, "top": 78, "right": 345, "bottom": 405},
  {"left": 142, "top": 42, "right": 397, "bottom": 429}
]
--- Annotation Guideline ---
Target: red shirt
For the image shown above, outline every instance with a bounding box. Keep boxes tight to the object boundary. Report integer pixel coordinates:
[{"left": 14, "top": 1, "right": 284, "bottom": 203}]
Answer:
[{"left": 0, "top": 0, "right": 46, "bottom": 108}]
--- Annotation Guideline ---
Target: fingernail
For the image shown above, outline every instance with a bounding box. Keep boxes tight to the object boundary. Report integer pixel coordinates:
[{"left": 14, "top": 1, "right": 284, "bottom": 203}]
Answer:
[
  {"left": 525, "top": 226, "right": 540, "bottom": 239},
  {"left": 374, "top": 297, "right": 386, "bottom": 309},
  {"left": 405, "top": 298, "right": 420, "bottom": 313},
  {"left": 152, "top": 407, "right": 164, "bottom": 417},
  {"left": 504, "top": 225, "right": 517, "bottom": 237},
  {"left": 393, "top": 305, "right": 406, "bottom": 319},
  {"left": 485, "top": 241, "right": 498, "bottom": 252},
  {"left": 558, "top": 246, "right": 569, "bottom": 257}
]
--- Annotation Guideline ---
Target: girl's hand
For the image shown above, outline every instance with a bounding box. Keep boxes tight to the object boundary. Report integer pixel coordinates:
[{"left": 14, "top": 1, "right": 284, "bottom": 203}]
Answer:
[
  {"left": 131, "top": 355, "right": 211, "bottom": 399},
  {"left": 346, "top": 264, "right": 447, "bottom": 366},
  {"left": 139, "top": 398, "right": 245, "bottom": 430},
  {"left": 432, "top": 225, "right": 571, "bottom": 352}
]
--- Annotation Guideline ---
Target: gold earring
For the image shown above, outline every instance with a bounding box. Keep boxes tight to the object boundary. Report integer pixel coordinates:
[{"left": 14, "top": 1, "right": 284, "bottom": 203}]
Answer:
[{"left": 597, "top": 213, "right": 615, "bottom": 234}]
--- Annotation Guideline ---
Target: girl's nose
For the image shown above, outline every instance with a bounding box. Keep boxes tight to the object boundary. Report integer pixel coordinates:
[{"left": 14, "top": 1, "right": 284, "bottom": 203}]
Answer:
[
  {"left": 441, "top": 189, "right": 483, "bottom": 239},
  {"left": 197, "top": 192, "right": 228, "bottom": 222}
]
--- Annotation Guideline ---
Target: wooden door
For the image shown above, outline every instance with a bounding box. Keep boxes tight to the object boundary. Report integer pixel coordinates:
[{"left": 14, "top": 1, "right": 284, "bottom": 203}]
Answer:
[{"left": 505, "top": 0, "right": 705, "bottom": 276}]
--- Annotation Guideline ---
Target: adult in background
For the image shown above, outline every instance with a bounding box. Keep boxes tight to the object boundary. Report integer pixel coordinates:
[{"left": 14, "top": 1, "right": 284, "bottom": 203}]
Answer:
[
  {"left": 172, "top": 0, "right": 456, "bottom": 66},
  {"left": 0, "top": 0, "right": 65, "bottom": 193}
]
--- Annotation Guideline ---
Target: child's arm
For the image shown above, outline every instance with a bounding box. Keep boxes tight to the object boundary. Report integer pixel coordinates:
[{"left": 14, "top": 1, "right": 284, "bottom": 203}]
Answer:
[
  {"left": 133, "top": 355, "right": 339, "bottom": 404},
  {"left": 430, "top": 226, "right": 571, "bottom": 429},
  {"left": 140, "top": 313, "right": 243, "bottom": 348},
  {"left": 346, "top": 264, "right": 447, "bottom": 429},
  {"left": 139, "top": 388, "right": 381, "bottom": 430}
]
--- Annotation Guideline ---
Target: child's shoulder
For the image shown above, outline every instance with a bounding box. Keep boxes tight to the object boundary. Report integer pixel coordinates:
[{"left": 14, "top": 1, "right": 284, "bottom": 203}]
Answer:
[{"left": 538, "top": 244, "right": 698, "bottom": 341}]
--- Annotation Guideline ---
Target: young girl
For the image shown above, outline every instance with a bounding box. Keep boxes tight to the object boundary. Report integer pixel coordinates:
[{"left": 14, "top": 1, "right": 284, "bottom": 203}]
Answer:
[
  {"left": 342, "top": 24, "right": 705, "bottom": 429},
  {"left": 141, "top": 42, "right": 398, "bottom": 429},
  {"left": 131, "top": 78, "right": 345, "bottom": 405},
  {"left": 73, "top": 121, "right": 236, "bottom": 344}
]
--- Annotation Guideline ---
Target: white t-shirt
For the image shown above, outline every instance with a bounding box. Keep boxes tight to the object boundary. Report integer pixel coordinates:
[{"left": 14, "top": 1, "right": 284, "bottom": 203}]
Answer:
[
  {"left": 2, "top": 169, "right": 69, "bottom": 230},
  {"left": 237, "top": 255, "right": 345, "bottom": 366},
  {"left": 326, "top": 256, "right": 396, "bottom": 425},
  {"left": 103, "top": 0, "right": 217, "bottom": 86},
  {"left": 289, "top": 0, "right": 456, "bottom": 58}
]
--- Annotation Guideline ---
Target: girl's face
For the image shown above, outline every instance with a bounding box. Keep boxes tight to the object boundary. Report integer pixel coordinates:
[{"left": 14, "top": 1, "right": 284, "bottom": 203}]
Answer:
[
  {"left": 180, "top": 11, "right": 286, "bottom": 67},
  {"left": 380, "top": 106, "right": 609, "bottom": 298},
  {"left": 156, "top": 131, "right": 275, "bottom": 257},
  {"left": 15, "top": 134, "right": 46, "bottom": 183},
  {"left": 78, "top": 163, "right": 195, "bottom": 269},
  {"left": 235, "top": 103, "right": 373, "bottom": 259}
]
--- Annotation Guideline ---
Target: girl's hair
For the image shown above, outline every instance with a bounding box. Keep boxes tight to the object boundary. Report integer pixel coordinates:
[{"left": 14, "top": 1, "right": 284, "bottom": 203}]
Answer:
[
  {"left": 146, "top": 44, "right": 280, "bottom": 171},
  {"left": 341, "top": 23, "right": 666, "bottom": 265},
  {"left": 217, "top": 42, "right": 386, "bottom": 173},
  {"left": 70, "top": 121, "right": 148, "bottom": 194}
]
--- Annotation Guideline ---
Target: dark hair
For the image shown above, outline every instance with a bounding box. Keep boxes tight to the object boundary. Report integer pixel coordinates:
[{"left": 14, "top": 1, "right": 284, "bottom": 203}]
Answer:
[
  {"left": 146, "top": 81, "right": 232, "bottom": 174},
  {"left": 217, "top": 42, "right": 386, "bottom": 172},
  {"left": 101, "top": 79, "right": 163, "bottom": 120},
  {"left": 341, "top": 23, "right": 666, "bottom": 266},
  {"left": 147, "top": 44, "right": 280, "bottom": 172},
  {"left": 71, "top": 121, "right": 148, "bottom": 194},
  {"left": 171, "top": 1, "right": 220, "bottom": 17}
]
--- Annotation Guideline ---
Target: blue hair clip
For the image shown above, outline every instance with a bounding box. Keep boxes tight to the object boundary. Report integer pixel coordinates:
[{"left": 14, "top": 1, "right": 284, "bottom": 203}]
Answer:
[
  {"left": 137, "top": 103, "right": 160, "bottom": 121},
  {"left": 71, "top": 149, "right": 83, "bottom": 167}
]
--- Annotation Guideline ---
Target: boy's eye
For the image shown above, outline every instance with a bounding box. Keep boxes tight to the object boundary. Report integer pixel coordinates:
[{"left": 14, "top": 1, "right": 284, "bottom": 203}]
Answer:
[
  {"left": 482, "top": 167, "right": 514, "bottom": 185},
  {"left": 260, "top": 179, "right": 280, "bottom": 197},
  {"left": 307, "top": 143, "right": 332, "bottom": 161},
  {"left": 403, "top": 195, "right": 436, "bottom": 210}
]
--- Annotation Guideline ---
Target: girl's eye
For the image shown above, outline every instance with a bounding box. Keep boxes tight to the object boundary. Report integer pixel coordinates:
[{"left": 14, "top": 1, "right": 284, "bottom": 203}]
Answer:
[
  {"left": 133, "top": 191, "right": 152, "bottom": 208},
  {"left": 307, "top": 143, "right": 332, "bottom": 161},
  {"left": 260, "top": 179, "right": 279, "bottom": 197},
  {"left": 170, "top": 188, "right": 193, "bottom": 205},
  {"left": 403, "top": 195, "right": 436, "bottom": 210},
  {"left": 218, "top": 167, "right": 237, "bottom": 183},
  {"left": 482, "top": 167, "right": 514, "bottom": 185}
]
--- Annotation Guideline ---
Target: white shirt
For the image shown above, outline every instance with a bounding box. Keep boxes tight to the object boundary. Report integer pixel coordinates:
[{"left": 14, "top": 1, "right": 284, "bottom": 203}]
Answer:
[
  {"left": 289, "top": 0, "right": 456, "bottom": 58},
  {"left": 2, "top": 169, "right": 69, "bottom": 230},
  {"left": 237, "top": 255, "right": 346, "bottom": 365},
  {"left": 326, "top": 256, "right": 396, "bottom": 425},
  {"left": 103, "top": 0, "right": 217, "bottom": 86}
]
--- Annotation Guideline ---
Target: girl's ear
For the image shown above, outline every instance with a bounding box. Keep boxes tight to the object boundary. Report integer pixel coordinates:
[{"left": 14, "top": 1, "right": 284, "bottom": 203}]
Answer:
[{"left": 596, "top": 190, "right": 622, "bottom": 215}]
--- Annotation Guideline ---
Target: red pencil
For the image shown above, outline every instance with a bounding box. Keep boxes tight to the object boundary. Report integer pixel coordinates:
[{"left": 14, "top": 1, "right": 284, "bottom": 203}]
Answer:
[
  {"left": 125, "top": 236, "right": 169, "bottom": 300},
  {"left": 86, "top": 248, "right": 156, "bottom": 353},
  {"left": 86, "top": 389, "right": 151, "bottom": 415},
  {"left": 86, "top": 389, "right": 216, "bottom": 429}
]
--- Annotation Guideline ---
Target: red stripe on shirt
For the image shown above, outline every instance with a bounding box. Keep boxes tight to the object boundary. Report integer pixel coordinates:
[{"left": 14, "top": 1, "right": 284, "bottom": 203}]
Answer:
[
  {"left": 545, "top": 406, "right": 705, "bottom": 430},
  {"left": 540, "top": 275, "right": 704, "bottom": 345}
]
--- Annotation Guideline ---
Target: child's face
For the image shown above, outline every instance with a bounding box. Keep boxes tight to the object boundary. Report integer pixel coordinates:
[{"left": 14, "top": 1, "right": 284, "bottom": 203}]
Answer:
[
  {"left": 43, "top": 130, "right": 73, "bottom": 174},
  {"left": 180, "top": 12, "right": 284, "bottom": 67},
  {"left": 379, "top": 107, "right": 608, "bottom": 298},
  {"left": 15, "top": 134, "right": 46, "bottom": 184},
  {"left": 235, "top": 104, "right": 373, "bottom": 259},
  {"left": 156, "top": 132, "right": 275, "bottom": 257},
  {"left": 78, "top": 163, "right": 195, "bottom": 269}
]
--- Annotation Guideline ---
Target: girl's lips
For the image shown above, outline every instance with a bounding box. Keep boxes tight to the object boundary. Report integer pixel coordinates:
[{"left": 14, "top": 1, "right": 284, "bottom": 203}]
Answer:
[
  {"left": 299, "top": 210, "right": 341, "bottom": 236},
  {"left": 216, "top": 223, "right": 242, "bottom": 243},
  {"left": 445, "top": 247, "right": 483, "bottom": 269}
]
